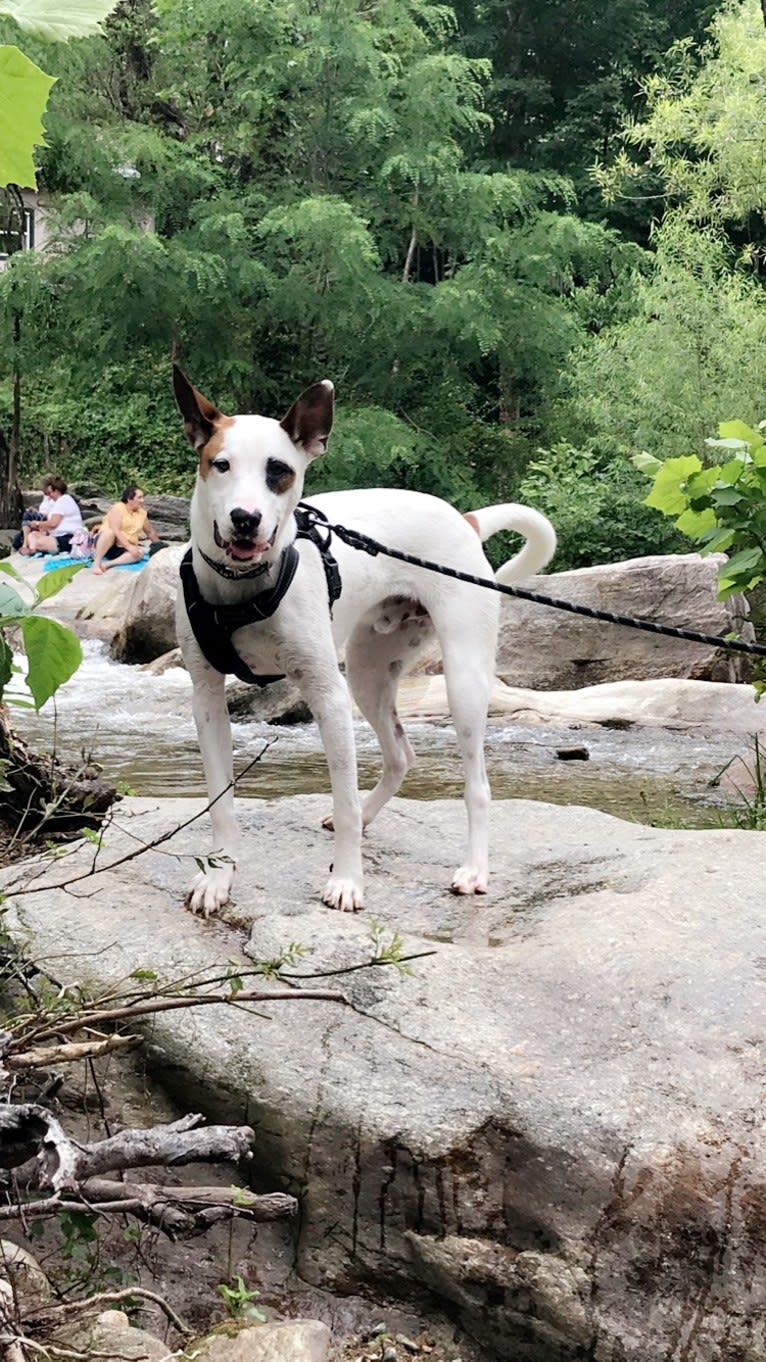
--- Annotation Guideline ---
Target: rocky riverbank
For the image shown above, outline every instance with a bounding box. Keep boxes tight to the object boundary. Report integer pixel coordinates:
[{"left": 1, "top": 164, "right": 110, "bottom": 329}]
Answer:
[{"left": 3, "top": 793, "right": 765, "bottom": 1360}]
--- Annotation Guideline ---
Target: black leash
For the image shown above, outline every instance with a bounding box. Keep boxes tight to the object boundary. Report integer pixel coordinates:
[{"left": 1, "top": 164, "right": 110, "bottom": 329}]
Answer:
[{"left": 298, "top": 509, "right": 766, "bottom": 662}]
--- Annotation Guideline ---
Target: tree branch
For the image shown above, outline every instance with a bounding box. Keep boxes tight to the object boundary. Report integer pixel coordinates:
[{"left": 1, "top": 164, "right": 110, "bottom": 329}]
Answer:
[{"left": 0, "top": 1105, "right": 254, "bottom": 1190}]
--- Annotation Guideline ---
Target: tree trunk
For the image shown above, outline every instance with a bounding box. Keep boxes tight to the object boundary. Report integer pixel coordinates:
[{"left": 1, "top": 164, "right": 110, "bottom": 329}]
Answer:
[
  {"left": 498, "top": 364, "right": 520, "bottom": 424},
  {"left": 0, "top": 308, "right": 23, "bottom": 527}
]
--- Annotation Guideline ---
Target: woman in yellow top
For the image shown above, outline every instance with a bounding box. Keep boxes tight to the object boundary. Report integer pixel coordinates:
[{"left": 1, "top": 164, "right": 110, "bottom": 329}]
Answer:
[{"left": 92, "top": 484, "right": 160, "bottom": 575}]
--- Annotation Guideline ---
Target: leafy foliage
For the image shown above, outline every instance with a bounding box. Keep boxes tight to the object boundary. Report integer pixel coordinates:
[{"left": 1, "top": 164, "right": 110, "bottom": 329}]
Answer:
[
  {"left": 0, "top": 0, "right": 638, "bottom": 516},
  {"left": 635, "top": 420, "right": 766, "bottom": 598},
  {"left": 519, "top": 440, "right": 684, "bottom": 571},
  {"left": 595, "top": 0, "right": 766, "bottom": 230},
  {"left": 0, "top": 0, "right": 120, "bottom": 187},
  {"left": 559, "top": 219, "right": 766, "bottom": 463},
  {"left": 0, "top": 559, "right": 83, "bottom": 706}
]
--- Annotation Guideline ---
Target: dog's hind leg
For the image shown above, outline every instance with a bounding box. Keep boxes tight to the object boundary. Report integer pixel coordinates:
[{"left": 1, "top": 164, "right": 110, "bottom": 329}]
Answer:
[
  {"left": 345, "top": 623, "right": 417, "bottom": 827},
  {"left": 440, "top": 635, "right": 494, "bottom": 896}
]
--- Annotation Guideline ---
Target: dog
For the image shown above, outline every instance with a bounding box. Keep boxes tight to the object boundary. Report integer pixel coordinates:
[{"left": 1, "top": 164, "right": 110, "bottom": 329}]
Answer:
[{"left": 173, "top": 367, "right": 556, "bottom": 915}]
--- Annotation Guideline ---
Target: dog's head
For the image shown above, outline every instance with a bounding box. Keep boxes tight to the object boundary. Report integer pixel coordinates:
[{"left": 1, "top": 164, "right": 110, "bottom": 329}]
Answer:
[{"left": 173, "top": 366, "right": 333, "bottom": 570}]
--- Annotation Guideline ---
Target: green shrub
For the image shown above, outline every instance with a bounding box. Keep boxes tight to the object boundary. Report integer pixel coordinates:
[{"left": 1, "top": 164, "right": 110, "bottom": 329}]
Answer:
[{"left": 519, "top": 440, "right": 685, "bottom": 571}]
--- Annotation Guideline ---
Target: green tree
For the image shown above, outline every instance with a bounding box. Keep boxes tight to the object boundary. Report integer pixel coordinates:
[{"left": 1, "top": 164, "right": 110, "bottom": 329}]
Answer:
[
  {"left": 453, "top": 0, "right": 716, "bottom": 233},
  {"left": 1, "top": 0, "right": 633, "bottom": 511},
  {"left": 560, "top": 1, "right": 766, "bottom": 467},
  {"left": 559, "top": 220, "right": 766, "bottom": 462}
]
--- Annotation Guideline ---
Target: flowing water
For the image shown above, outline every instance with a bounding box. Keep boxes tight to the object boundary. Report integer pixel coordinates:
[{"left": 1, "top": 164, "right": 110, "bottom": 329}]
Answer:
[{"left": 11, "top": 640, "right": 747, "bottom": 827}]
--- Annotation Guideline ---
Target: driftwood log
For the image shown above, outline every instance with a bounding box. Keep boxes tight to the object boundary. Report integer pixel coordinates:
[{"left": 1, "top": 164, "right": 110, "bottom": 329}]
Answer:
[{"left": 0, "top": 1105, "right": 297, "bottom": 1238}]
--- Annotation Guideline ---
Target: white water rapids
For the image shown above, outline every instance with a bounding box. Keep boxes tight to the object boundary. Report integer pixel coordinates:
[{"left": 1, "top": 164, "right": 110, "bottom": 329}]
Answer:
[{"left": 10, "top": 639, "right": 745, "bottom": 827}]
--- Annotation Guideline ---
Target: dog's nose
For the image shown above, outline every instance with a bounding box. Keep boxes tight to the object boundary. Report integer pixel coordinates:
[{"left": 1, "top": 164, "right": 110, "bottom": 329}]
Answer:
[{"left": 230, "top": 507, "right": 262, "bottom": 538}]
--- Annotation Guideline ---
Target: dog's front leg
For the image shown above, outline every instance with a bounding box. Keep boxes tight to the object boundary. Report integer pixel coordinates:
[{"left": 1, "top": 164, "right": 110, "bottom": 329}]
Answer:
[
  {"left": 187, "top": 671, "right": 239, "bottom": 916},
  {"left": 307, "top": 676, "right": 364, "bottom": 911}
]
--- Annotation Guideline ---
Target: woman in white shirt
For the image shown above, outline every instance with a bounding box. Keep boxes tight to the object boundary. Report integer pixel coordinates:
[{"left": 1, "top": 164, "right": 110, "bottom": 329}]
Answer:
[{"left": 21, "top": 476, "right": 84, "bottom": 556}]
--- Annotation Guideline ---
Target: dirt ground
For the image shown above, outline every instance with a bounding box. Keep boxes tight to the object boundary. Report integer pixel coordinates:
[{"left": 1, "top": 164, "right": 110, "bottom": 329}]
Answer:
[{"left": 4, "top": 1047, "right": 483, "bottom": 1362}]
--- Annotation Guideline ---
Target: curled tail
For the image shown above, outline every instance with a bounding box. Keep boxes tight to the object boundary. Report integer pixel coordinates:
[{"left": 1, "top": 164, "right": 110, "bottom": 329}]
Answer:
[{"left": 464, "top": 503, "right": 556, "bottom": 585}]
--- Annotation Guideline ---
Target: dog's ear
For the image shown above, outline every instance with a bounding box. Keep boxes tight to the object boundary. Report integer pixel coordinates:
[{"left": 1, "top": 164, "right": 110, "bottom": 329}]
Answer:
[
  {"left": 173, "top": 365, "right": 225, "bottom": 449},
  {"left": 280, "top": 380, "right": 334, "bottom": 460}
]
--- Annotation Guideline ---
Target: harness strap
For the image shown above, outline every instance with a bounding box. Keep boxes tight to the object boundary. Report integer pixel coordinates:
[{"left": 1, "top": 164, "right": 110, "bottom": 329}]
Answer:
[
  {"left": 295, "top": 502, "right": 342, "bottom": 608},
  {"left": 181, "top": 546, "right": 297, "bottom": 686},
  {"left": 181, "top": 504, "right": 342, "bottom": 686}
]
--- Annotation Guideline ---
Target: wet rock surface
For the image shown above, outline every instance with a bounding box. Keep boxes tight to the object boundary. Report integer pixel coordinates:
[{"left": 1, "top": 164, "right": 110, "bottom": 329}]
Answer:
[{"left": 3, "top": 794, "right": 765, "bottom": 1360}]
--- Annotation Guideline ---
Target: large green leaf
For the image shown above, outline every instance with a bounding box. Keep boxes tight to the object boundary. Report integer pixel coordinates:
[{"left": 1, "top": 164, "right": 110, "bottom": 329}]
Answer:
[
  {"left": 0, "top": 1, "right": 118, "bottom": 40},
  {"left": 717, "top": 420, "right": 764, "bottom": 448},
  {"left": 0, "top": 44, "right": 55, "bottom": 188},
  {"left": 0, "top": 578, "right": 30, "bottom": 618},
  {"left": 675, "top": 506, "right": 716, "bottom": 538},
  {"left": 644, "top": 455, "right": 702, "bottom": 516},
  {"left": 19, "top": 614, "right": 81, "bottom": 709},
  {"left": 35, "top": 561, "right": 85, "bottom": 601}
]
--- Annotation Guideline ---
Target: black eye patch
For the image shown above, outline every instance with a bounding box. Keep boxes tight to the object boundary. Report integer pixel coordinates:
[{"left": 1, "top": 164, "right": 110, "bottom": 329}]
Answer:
[{"left": 266, "top": 459, "right": 296, "bottom": 493}]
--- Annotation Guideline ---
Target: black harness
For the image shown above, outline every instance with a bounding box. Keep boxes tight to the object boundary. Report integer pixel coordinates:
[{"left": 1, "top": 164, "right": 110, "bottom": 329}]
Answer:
[{"left": 180, "top": 504, "right": 341, "bottom": 687}]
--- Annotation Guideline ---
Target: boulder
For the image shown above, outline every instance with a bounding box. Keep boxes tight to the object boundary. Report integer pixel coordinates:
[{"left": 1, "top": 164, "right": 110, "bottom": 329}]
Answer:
[
  {"left": 55, "top": 1308, "right": 170, "bottom": 1361},
  {"left": 492, "top": 553, "right": 752, "bottom": 689},
  {"left": 70, "top": 487, "right": 191, "bottom": 542},
  {"left": 5, "top": 793, "right": 766, "bottom": 1361},
  {"left": 110, "top": 544, "right": 186, "bottom": 663},
  {"left": 395, "top": 674, "right": 766, "bottom": 734},
  {"left": 227, "top": 677, "right": 312, "bottom": 724},
  {"left": 30, "top": 559, "right": 138, "bottom": 641},
  {"left": 193, "top": 1320, "right": 332, "bottom": 1362},
  {"left": 143, "top": 492, "right": 191, "bottom": 542}
]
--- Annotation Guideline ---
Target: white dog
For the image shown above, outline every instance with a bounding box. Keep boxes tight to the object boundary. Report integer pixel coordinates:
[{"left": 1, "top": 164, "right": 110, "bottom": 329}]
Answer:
[{"left": 173, "top": 368, "right": 556, "bottom": 915}]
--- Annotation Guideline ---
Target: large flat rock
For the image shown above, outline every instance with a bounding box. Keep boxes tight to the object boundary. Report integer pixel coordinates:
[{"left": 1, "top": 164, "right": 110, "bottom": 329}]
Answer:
[{"left": 3, "top": 795, "right": 765, "bottom": 1360}]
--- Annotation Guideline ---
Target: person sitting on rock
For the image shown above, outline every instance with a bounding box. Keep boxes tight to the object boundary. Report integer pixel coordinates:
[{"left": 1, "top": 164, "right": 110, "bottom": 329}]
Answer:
[
  {"left": 91, "top": 484, "right": 161, "bottom": 575},
  {"left": 19, "top": 476, "right": 84, "bottom": 556}
]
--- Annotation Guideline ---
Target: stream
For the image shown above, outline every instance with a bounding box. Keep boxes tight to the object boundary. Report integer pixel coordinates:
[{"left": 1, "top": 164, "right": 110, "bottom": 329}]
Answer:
[{"left": 12, "top": 640, "right": 747, "bottom": 828}]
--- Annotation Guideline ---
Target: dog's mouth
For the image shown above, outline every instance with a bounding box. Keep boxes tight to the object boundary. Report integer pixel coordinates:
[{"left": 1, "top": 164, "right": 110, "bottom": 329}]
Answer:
[{"left": 214, "top": 521, "right": 277, "bottom": 562}]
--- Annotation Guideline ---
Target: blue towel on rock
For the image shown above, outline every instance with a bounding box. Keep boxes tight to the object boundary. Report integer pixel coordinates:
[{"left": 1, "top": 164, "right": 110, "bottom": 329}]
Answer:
[
  {"left": 42, "top": 555, "right": 90, "bottom": 570},
  {"left": 43, "top": 554, "right": 148, "bottom": 572}
]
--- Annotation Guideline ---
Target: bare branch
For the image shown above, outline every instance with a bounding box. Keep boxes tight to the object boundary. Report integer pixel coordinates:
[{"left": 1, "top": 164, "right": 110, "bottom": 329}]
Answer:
[
  {"left": 27, "top": 1287, "right": 192, "bottom": 1337},
  {"left": 0, "top": 1105, "right": 254, "bottom": 1191},
  {"left": 6, "top": 1035, "right": 141, "bottom": 1071},
  {"left": 25, "top": 986, "right": 347, "bottom": 1047},
  {"left": 5, "top": 745, "right": 275, "bottom": 900}
]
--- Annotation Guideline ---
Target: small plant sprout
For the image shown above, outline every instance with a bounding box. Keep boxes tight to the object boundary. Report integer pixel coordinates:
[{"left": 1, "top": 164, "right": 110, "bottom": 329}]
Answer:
[
  {"left": 368, "top": 919, "right": 413, "bottom": 975},
  {"left": 216, "top": 1277, "right": 266, "bottom": 1321}
]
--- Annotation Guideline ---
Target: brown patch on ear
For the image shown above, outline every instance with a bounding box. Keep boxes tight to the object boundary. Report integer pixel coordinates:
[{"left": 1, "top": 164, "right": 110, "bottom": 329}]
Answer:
[
  {"left": 280, "top": 380, "right": 334, "bottom": 460},
  {"left": 463, "top": 512, "right": 481, "bottom": 536},
  {"left": 173, "top": 365, "right": 229, "bottom": 450}
]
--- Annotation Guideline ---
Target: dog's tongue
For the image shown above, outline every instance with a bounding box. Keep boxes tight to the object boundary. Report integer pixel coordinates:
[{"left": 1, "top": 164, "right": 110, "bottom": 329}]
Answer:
[{"left": 230, "top": 542, "right": 260, "bottom": 560}]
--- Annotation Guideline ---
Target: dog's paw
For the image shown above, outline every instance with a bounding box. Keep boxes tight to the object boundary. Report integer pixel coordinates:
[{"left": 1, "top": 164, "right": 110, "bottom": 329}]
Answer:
[
  {"left": 450, "top": 864, "right": 488, "bottom": 896},
  {"left": 186, "top": 863, "right": 235, "bottom": 917},
  {"left": 322, "top": 875, "right": 364, "bottom": 912}
]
